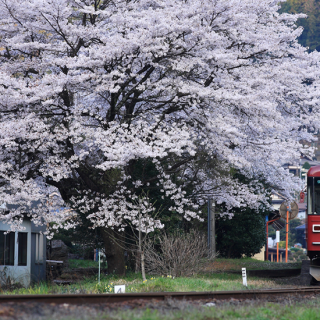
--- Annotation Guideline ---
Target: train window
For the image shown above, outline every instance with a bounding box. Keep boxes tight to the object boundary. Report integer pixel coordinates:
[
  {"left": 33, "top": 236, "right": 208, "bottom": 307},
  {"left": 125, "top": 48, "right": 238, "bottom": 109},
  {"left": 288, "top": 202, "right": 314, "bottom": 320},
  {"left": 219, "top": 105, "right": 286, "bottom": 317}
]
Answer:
[
  {"left": 314, "top": 186, "right": 320, "bottom": 214},
  {"left": 307, "top": 177, "right": 320, "bottom": 215}
]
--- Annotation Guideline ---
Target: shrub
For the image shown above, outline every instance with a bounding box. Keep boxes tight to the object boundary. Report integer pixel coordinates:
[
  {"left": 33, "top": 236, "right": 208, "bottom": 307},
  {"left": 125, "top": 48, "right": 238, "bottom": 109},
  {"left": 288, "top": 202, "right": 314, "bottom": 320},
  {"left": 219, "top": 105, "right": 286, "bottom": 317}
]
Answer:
[
  {"left": 144, "top": 230, "right": 210, "bottom": 277},
  {"left": 279, "top": 241, "right": 286, "bottom": 249},
  {"left": 289, "top": 248, "right": 308, "bottom": 262}
]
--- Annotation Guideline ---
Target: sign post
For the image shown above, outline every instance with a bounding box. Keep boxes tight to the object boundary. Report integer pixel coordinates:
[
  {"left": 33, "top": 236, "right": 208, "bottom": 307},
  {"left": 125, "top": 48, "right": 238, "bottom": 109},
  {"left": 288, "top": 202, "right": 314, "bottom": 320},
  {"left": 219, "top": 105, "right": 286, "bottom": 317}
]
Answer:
[{"left": 208, "top": 198, "right": 216, "bottom": 258}]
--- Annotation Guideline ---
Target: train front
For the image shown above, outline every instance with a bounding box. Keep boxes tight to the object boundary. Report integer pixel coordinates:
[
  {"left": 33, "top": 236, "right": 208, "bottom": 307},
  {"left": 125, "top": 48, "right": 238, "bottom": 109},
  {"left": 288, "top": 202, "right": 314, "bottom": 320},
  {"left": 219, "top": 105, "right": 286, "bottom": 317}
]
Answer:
[{"left": 307, "top": 166, "right": 320, "bottom": 281}]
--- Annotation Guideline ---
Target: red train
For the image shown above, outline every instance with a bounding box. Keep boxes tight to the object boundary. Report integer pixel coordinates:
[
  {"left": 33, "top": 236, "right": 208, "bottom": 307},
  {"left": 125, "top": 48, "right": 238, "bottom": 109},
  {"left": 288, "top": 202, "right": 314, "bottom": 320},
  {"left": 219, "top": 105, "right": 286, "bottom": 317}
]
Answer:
[{"left": 306, "top": 166, "right": 320, "bottom": 282}]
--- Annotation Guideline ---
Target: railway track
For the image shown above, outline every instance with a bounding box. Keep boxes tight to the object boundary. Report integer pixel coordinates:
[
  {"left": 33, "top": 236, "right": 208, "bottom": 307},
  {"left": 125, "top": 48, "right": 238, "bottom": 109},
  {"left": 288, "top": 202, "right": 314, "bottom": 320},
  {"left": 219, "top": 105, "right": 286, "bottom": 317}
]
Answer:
[{"left": 1, "top": 287, "right": 320, "bottom": 305}]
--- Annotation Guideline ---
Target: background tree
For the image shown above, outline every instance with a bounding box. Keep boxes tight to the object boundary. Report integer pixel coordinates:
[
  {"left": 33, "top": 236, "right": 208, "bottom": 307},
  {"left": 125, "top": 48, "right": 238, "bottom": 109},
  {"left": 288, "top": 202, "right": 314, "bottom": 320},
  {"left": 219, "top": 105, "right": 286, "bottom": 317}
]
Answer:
[
  {"left": 279, "top": 0, "right": 320, "bottom": 51},
  {"left": 215, "top": 172, "right": 273, "bottom": 258},
  {"left": 215, "top": 206, "right": 267, "bottom": 258},
  {"left": 0, "top": 0, "right": 320, "bottom": 273},
  {"left": 303, "top": 162, "right": 311, "bottom": 170}
]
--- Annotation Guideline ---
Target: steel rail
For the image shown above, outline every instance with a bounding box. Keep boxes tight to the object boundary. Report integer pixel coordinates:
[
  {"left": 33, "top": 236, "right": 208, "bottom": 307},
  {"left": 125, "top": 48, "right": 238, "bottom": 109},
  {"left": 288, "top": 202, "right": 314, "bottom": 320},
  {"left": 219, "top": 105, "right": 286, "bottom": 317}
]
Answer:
[{"left": 0, "top": 287, "right": 320, "bottom": 304}]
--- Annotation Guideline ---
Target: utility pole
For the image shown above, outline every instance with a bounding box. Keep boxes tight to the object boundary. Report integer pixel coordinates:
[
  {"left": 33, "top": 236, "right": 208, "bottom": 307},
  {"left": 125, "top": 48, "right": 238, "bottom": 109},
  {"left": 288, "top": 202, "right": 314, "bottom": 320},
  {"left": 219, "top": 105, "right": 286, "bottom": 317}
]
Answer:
[{"left": 208, "top": 198, "right": 216, "bottom": 258}]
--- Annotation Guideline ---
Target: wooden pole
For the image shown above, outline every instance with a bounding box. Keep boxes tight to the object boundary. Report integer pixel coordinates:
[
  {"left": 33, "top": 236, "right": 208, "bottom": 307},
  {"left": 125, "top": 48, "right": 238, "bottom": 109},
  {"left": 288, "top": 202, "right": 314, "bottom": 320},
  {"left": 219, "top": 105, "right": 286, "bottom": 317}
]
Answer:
[
  {"left": 286, "top": 206, "right": 289, "bottom": 263},
  {"left": 277, "top": 242, "right": 279, "bottom": 263}
]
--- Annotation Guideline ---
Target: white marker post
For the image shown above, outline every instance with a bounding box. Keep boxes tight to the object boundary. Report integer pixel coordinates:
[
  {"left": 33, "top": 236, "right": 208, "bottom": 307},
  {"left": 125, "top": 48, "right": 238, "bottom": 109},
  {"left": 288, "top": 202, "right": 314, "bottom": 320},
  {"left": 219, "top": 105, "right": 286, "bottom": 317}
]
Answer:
[
  {"left": 242, "top": 268, "right": 247, "bottom": 287},
  {"left": 114, "top": 285, "right": 126, "bottom": 293}
]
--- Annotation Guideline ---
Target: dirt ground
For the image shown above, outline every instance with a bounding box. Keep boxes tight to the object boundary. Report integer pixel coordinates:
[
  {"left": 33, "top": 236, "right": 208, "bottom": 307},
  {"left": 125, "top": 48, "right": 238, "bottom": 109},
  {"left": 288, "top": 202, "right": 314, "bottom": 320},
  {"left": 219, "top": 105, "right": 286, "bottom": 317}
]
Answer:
[
  {"left": 203, "top": 260, "right": 241, "bottom": 272},
  {"left": 0, "top": 294, "right": 319, "bottom": 320}
]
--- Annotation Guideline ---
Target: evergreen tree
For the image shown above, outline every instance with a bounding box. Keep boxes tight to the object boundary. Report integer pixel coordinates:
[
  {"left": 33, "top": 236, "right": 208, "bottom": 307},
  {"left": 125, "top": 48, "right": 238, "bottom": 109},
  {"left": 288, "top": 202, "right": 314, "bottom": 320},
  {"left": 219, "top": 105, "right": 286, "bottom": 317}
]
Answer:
[{"left": 215, "top": 207, "right": 267, "bottom": 258}]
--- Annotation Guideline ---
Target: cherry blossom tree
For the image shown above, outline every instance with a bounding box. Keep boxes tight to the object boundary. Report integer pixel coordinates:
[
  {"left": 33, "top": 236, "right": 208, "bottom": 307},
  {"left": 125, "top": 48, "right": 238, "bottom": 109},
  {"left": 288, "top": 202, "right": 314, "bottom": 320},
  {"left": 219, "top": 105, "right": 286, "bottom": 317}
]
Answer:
[{"left": 0, "top": 0, "right": 319, "bottom": 273}]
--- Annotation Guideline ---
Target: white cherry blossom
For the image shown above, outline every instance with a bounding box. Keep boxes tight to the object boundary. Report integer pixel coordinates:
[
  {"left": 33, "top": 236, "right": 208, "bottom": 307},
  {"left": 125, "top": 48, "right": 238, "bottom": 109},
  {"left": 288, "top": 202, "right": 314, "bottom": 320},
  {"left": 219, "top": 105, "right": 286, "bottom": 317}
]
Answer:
[{"left": 0, "top": 0, "right": 319, "bottom": 235}]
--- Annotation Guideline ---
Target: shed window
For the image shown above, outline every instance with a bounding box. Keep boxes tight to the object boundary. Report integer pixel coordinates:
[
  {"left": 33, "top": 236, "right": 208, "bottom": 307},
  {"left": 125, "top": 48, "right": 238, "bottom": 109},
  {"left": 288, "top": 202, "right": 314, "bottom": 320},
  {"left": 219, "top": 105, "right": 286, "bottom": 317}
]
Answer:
[
  {"left": 35, "top": 233, "right": 44, "bottom": 264},
  {"left": 0, "top": 231, "right": 15, "bottom": 265},
  {"left": 18, "top": 233, "right": 27, "bottom": 266}
]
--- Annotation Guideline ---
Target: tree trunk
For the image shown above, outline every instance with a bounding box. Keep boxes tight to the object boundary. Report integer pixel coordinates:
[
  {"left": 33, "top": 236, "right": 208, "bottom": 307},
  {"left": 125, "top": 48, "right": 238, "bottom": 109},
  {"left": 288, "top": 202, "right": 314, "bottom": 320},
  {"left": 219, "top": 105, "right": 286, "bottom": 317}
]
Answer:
[
  {"left": 227, "top": 243, "right": 234, "bottom": 259},
  {"left": 141, "top": 250, "right": 146, "bottom": 281},
  {"left": 102, "top": 228, "right": 126, "bottom": 276},
  {"left": 135, "top": 250, "right": 141, "bottom": 273}
]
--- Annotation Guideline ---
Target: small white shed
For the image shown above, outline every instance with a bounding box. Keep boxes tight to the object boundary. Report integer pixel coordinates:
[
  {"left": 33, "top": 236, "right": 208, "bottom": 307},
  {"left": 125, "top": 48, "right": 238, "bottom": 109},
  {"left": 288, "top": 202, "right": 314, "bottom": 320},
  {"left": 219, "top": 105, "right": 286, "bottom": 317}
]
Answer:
[{"left": 0, "top": 217, "right": 46, "bottom": 287}]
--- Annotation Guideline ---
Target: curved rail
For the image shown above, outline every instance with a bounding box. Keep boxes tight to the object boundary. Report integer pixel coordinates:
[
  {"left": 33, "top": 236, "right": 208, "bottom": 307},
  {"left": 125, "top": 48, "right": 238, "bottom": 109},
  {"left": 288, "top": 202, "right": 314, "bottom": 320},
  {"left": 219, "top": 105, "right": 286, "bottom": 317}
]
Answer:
[{"left": 0, "top": 287, "right": 320, "bottom": 304}]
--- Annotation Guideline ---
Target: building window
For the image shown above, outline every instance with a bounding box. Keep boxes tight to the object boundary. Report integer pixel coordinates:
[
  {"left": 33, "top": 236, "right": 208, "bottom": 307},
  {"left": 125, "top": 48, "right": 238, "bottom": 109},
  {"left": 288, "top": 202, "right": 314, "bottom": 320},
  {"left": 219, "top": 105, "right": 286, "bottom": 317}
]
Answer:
[
  {"left": 35, "top": 233, "right": 44, "bottom": 264},
  {"left": 0, "top": 231, "right": 15, "bottom": 266},
  {"left": 18, "top": 233, "right": 27, "bottom": 266}
]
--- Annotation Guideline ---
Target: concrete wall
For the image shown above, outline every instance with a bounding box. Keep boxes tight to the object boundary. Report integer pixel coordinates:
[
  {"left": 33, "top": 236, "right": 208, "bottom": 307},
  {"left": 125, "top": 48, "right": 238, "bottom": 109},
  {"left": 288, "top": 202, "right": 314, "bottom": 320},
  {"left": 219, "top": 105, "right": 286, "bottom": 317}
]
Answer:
[{"left": 252, "top": 246, "right": 265, "bottom": 261}]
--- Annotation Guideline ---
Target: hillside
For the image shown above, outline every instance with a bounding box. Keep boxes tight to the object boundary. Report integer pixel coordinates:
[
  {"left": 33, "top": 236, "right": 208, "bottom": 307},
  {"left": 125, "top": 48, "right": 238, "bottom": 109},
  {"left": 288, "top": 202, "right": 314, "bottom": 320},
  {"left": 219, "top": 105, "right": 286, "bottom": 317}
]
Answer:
[{"left": 279, "top": 0, "right": 320, "bottom": 51}]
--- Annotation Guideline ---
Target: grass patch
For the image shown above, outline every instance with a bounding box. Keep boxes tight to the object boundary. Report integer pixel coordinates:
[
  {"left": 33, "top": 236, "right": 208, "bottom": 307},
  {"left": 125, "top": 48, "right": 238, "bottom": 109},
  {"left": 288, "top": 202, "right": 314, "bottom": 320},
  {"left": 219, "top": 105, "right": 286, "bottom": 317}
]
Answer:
[
  {"left": 68, "top": 259, "right": 100, "bottom": 269},
  {"left": 66, "top": 257, "right": 303, "bottom": 272},
  {"left": 4, "top": 271, "right": 288, "bottom": 295},
  {"left": 205, "top": 257, "right": 302, "bottom": 272},
  {"left": 1, "top": 258, "right": 302, "bottom": 295}
]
